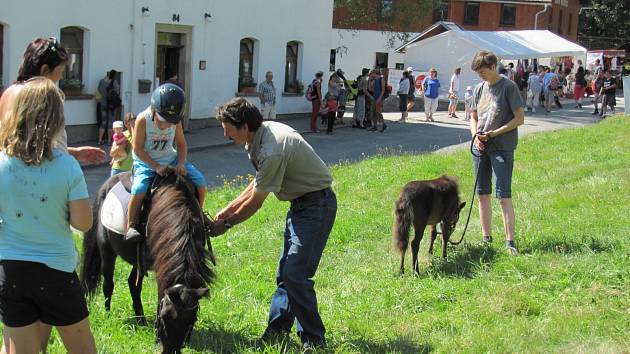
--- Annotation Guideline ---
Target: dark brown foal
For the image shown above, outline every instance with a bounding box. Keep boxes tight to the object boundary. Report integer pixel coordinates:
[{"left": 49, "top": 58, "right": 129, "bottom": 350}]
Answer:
[{"left": 393, "top": 175, "right": 466, "bottom": 274}]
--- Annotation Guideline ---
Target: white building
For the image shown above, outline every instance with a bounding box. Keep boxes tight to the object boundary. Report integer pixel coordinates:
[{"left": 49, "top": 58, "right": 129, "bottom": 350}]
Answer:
[
  {"left": 330, "top": 29, "right": 413, "bottom": 79},
  {"left": 0, "top": 0, "right": 333, "bottom": 142}
]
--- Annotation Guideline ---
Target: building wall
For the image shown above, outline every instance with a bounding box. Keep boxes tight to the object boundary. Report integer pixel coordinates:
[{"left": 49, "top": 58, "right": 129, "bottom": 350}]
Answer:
[
  {"left": 331, "top": 29, "right": 412, "bottom": 79},
  {"left": 451, "top": 0, "right": 580, "bottom": 41},
  {"left": 0, "top": 0, "right": 333, "bottom": 139}
]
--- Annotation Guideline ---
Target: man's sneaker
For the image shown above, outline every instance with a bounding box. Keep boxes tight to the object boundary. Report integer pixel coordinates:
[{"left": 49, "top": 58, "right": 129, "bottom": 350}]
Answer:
[
  {"left": 506, "top": 240, "right": 519, "bottom": 256},
  {"left": 481, "top": 235, "right": 493, "bottom": 245},
  {"left": 302, "top": 339, "right": 326, "bottom": 352},
  {"left": 125, "top": 226, "right": 143, "bottom": 242}
]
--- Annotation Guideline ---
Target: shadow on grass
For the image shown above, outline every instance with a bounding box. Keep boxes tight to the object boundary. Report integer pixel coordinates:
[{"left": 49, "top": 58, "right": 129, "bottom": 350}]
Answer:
[
  {"left": 186, "top": 325, "right": 432, "bottom": 353},
  {"left": 186, "top": 324, "right": 259, "bottom": 353},
  {"left": 425, "top": 243, "right": 498, "bottom": 278},
  {"left": 344, "top": 337, "right": 432, "bottom": 354},
  {"left": 521, "top": 237, "right": 615, "bottom": 255}
]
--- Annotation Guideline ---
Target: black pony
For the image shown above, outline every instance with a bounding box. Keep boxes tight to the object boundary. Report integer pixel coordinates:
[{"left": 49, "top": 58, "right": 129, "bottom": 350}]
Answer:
[{"left": 80, "top": 168, "right": 215, "bottom": 353}]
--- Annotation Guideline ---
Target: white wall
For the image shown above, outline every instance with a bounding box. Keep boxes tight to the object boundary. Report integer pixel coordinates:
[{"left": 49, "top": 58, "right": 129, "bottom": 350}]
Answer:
[
  {"left": 331, "top": 29, "right": 413, "bottom": 78},
  {"left": 0, "top": 0, "right": 333, "bottom": 131},
  {"left": 405, "top": 32, "right": 482, "bottom": 98}
]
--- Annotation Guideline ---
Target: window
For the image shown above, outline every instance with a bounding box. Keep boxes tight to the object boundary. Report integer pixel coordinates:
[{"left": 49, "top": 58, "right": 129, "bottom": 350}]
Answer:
[
  {"left": 548, "top": 8, "right": 553, "bottom": 30},
  {"left": 463, "top": 2, "right": 480, "bottom": 26},
  {"left": 329, "top": 49, "right": 336, "bottom": 72},
  {"left": 375, "top": 52, "right": 388, "bottom": 69},
  {"left": 284, "top": 41, "right": 301, "bottom": 93},
  {"left": 60, "top": 27, "right": 84, "bottom": 91},
  {"left": 238, "top": 38, "right": 256, "bottom": 91},
  {"left": 568, "top": 13, "right": 573, "bottom": 37},
  {"left": 395, "top": 63, "right": 405, "bottom": 70},
  {"left": 379, "top": 0, "right": 393, "bottom": 20},
  {"left": 557, "top": 10, "right": 563, "bottom": 34},
  {"left": 500, "top": 4, "right": 516, "bottom": 27},
  {"left": 433, "top": 2, "right": 449, "bottom": 22}
]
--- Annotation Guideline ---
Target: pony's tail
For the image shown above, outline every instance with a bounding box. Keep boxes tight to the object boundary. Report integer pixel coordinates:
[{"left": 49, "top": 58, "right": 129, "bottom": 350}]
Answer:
[
  {"left": 393, "top": 195, "right": 414, "bottom": 254},
  {"left": 80, "top": 186, "right": 106, "bottom": 296}
]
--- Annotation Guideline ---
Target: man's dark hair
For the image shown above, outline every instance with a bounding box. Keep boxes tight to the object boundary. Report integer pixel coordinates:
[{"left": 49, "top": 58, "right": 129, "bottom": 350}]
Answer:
[
  {"left": 216, "top": 97, "right": 262, "bottom": 132},
  {"left": 471, "top": 51, "right": 498, "bottom": 71},
  {"left": 16, "top": 37, "right": 68, "bottom": 83},
  {"left": 361, "top": 68, "right": 369, "bottom": 76},
  {"left": 108, "top": 69, "right": 117, "bottom": 80}
]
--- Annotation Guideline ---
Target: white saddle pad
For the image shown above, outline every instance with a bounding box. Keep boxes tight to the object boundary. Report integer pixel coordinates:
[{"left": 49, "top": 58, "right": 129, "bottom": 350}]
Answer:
[{"left": 100, "top": 181, "right": 130, "bottom": 235}]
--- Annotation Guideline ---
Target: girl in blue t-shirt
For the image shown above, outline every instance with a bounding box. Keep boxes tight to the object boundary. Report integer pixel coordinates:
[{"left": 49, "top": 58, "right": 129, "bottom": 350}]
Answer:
[{"left": 0, "top": 77, "right": 97, "bottom": 353}]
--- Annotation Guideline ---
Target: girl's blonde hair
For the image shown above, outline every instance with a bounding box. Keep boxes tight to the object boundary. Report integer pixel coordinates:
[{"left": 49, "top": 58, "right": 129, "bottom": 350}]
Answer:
[{"left": 0, "top": 77, "right": 65, "bottom": 165}]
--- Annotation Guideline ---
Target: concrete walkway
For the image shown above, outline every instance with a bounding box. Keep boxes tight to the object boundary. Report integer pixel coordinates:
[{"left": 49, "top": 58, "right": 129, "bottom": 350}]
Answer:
[{"left": 81, "top": 95, "right": 625, "bottom": 199}]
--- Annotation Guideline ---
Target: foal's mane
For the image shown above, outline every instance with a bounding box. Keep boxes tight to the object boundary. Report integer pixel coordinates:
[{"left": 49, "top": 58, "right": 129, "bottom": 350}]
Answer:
[{"left": 147, "top": 169, "right": 215, "bottom": 295}]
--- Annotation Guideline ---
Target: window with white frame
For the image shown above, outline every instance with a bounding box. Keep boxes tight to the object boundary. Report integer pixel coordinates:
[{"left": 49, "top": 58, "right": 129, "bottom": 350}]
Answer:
[
  {"left": 238, "top": 38, "right": 257, "bottom": 91},
  {"left": 285, "top": 41, "right": 301, "bottom": 93},
  {"left": 60, "top": 27, "right": 84, "bottom": 93}
]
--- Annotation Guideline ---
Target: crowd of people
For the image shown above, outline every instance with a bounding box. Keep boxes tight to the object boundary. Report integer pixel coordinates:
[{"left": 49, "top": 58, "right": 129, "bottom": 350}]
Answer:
[{"left": 0, "top": 35, "right": 621, "bottom": 353}]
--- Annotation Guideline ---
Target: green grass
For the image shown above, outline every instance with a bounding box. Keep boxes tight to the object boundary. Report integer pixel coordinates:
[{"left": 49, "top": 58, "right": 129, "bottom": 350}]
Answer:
[{"left": 5, "top": 116, "right": 630, "bottom": 353}]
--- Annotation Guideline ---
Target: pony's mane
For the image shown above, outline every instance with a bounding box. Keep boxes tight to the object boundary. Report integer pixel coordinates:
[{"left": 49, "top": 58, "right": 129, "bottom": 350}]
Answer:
[
  {"left": 435, "top": 174, "right": 459, "bottom": 194},
  {"left": 148, "top": 170, "right": 215, "bottom": 295}
]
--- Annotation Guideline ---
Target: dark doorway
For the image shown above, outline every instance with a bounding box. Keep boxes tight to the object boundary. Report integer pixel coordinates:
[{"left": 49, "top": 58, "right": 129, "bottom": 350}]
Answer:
[{"left": 156, "top": 32, "right": 185, "bottom": 87}]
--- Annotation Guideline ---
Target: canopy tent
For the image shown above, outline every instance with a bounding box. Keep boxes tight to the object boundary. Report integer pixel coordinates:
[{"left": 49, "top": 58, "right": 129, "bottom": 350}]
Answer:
[{"left": 401, "top": 29, "right": 587, "bottom": 99}]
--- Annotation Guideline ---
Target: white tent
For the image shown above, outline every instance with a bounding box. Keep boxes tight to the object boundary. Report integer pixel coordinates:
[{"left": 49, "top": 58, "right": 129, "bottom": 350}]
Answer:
[{"left": 401, "top": 29, "right": 587, "bottom": 98}]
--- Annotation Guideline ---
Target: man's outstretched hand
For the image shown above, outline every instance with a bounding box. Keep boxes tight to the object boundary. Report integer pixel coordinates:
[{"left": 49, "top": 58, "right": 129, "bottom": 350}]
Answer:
[{"left": 69, "top": 146, "right": 107, "bottom": 164}]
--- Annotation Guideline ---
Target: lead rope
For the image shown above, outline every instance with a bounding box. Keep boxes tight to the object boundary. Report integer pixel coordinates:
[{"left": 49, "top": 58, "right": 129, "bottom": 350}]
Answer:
[{"left": 448, "top": 134, "right": 485, "bottom": 245}]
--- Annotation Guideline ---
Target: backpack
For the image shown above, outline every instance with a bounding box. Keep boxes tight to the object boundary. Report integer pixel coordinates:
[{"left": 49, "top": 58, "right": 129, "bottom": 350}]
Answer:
[
  {"left": 549, "top": 75, "right": 560, "bottom": 90},
  {"left": 305, "top": 82, "right": 315, "bottom": 101},
  {"left": 106, "top": 81, "right": 122, "bottom": 110}
]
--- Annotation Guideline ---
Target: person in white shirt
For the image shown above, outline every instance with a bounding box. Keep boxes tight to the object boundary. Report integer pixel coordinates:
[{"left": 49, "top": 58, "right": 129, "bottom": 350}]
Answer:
[
  {"left": 526, "top": 66, "right": 543, "bottom": 113},
  {"left": 448, "top": 68, "right": 461, "bottom": 118},
  {"left": 396, "top": 71, "right": 411, "bottom": 122}
]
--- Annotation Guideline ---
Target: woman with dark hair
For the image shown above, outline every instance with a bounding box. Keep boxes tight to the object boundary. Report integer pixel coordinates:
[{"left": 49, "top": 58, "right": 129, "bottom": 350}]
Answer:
[
  {"left": 0, "top": 37, "right": 106, "bottom": 164},
  {"left": 573, "top": 66, "right": 587, "bottom": 109}
]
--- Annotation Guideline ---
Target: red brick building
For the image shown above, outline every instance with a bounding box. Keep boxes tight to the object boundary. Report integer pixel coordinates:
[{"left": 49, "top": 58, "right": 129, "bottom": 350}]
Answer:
[{"left": 334, "top": 0, "right": 582, "bottom": 41}]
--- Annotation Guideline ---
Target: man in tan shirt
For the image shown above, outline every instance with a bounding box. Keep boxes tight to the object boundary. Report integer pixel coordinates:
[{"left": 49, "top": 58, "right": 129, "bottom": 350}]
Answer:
[{"left": 213, "top": 98, "right": 336, "bottom": 350}]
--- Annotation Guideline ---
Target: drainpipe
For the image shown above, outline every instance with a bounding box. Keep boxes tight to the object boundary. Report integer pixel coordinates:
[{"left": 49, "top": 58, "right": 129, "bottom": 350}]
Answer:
[
  {"left": 129, "top": 0, "right": 137, "bottom": 113},
  {"left": 534, "top": 4, "right": 550, "bottom": 30}
]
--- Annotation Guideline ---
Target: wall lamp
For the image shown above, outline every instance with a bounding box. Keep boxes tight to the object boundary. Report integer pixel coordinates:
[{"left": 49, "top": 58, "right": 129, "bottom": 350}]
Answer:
[
  {"left": 141, "top": 7, "right": 149, "bottom": 16},
  {"left": 204, "top": 12, "right": 212, "bottom": 21}
]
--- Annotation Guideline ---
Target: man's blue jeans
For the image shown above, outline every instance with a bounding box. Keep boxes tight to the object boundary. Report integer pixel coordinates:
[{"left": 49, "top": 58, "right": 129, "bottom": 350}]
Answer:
[{"left": 266, "top": 188, "right": 337, "bottom": 344}]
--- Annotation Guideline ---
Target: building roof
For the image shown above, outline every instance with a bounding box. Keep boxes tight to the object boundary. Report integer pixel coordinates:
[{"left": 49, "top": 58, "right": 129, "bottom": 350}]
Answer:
[{"left": 394, "top": 21, "right": 462, "bottom": 52}]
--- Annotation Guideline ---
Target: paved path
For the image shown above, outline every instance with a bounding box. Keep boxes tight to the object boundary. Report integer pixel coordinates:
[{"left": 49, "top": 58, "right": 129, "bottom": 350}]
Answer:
[{"left": 82, "top": 96, "right": 625, "bottom": 199}]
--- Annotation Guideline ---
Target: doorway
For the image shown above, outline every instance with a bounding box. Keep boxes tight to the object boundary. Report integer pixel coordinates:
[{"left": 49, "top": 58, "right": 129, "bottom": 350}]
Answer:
[{"left": 155, "top": 25, "right": 192, "bottom": 129}]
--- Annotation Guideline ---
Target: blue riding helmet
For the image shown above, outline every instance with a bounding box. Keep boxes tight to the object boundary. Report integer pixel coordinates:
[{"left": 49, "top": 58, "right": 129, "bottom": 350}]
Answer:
[{"left": 151, "top": 83, "right": 185, "bottom": 124}]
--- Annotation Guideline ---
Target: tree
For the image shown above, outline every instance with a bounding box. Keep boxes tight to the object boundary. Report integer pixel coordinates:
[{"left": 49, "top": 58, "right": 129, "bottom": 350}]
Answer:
[
  {"left": 578, "top": 0, "right": 630, "bottom": 49},
  {"left": 333, "top": 0, "right": 442, "bottom": 48}
]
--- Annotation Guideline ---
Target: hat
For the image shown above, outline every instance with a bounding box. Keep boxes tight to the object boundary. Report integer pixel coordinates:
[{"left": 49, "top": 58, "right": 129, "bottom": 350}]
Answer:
[
  {"left": 112, "top": 120, "right": 124, "bottom": 129},
  {"left": 406, "top": 66, "right": 413, "bottom": 72},
  {"left": 466, "top": 85, "right": 473, "bottom": 91}
]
